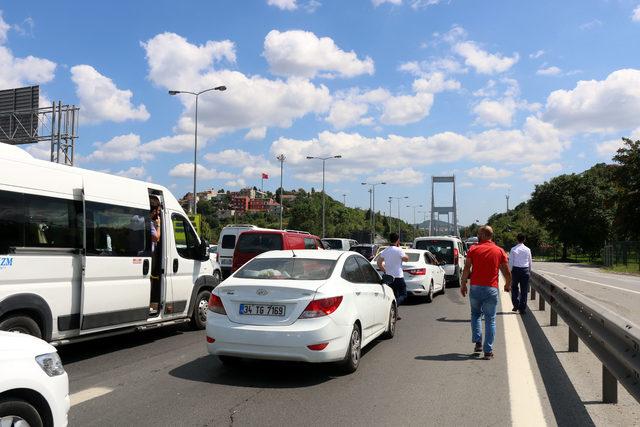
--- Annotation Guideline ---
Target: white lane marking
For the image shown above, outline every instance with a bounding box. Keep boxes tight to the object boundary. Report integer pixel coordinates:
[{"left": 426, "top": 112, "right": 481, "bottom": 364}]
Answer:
[
  {"left": 536, "top": 270, "right": 640, "bottom": 295},
  {"left": 500, "top": 281, "right": 547, "bottom": 427},
  {"left": 70, "top": 387, "right": 113, "bottom": 407}
]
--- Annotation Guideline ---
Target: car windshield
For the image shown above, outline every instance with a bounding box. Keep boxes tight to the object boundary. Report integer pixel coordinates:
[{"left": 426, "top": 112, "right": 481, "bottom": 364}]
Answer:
[
  {"left": 234, "top": 258, "right": 336, "bottom": 280},
  {"left": 322, "top": 239, "right": 344, "bottom": 249},
  {"left": 414, "top": 240, "right": 454, "bottom": 264},
  {"left": 236, "top": 233, "right": 283, "bottom": 253},
  {"left": 373, "top": 252, "right": 420, "bottom": 263}
]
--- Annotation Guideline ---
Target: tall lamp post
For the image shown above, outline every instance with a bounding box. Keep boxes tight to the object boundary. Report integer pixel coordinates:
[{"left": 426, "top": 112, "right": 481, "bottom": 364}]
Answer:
[
  {"left": 389, "top": 196, "right": 408, "bottom": 239},
  {"left": 407, "top": 204, "right": 423, "bottom": 230},
  {"left": 168, "top": 85, "right": 227, "bottom": 215},
  {"left": 277, "top": 154, "right": 286, "bottom": 230},
  {"left": 362, "top": 182, "right": 386, "bottom": 244},
  {"left": 306, "top": 155, "right": 341, "bottom": 238}
]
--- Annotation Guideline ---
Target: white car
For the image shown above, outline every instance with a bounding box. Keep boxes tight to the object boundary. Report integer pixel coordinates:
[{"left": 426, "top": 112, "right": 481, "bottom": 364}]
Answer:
[
  {"left": 372, "top": 249, "right": 446, "bottom": 302},
  {"left": 413, "top": 236, "right": 467, "bottom": 287},
  {"left": 0, "top": 331, "right": 69, "bottom": 426},
  {"left": 206, "top": 250, "right": 397, "bottom": 373}
]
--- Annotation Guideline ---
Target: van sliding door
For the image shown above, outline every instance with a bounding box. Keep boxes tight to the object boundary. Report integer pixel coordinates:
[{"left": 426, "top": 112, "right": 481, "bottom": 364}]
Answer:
[{"left": 80, "top": 187, "right": 152, "bottom": 334}]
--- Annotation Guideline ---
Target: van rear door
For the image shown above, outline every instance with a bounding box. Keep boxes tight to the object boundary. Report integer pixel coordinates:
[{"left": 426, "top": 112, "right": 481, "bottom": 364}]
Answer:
[{"left": 79, "top": 178, "right": 152, "bottom": 333}]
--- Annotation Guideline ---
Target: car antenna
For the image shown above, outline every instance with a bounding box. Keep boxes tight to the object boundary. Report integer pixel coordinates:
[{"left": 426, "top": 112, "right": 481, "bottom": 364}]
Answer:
[{"left": 291, "top": 250, "right": 297, "bottom": 258}]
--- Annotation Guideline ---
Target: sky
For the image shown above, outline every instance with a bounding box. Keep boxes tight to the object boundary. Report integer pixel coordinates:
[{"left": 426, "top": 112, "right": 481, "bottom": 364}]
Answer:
[{"left": 2, "top": 0, "right": 640, "bottom": 225}]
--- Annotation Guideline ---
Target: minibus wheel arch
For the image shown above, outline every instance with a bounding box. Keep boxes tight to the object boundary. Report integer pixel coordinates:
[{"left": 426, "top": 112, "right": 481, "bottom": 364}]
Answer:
[{"left": 0, "top": 294, "right": 52, "bottom": 341}]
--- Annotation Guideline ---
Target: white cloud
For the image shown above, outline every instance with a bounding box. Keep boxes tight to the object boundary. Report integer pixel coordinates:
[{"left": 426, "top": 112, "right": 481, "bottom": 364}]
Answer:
[
  {"left": 544, "top": 68, "right": 640, "bottom": 134},
  {"left": 115, "top": 166, "right": 146, "bottom": 179},
  {"left": 326, "top": 99, "right": 371, "bottom": 129},
  {"left": 70, "top": 65, "right": 149, "bottom": 123},
  {"left": 169, "top": 163, "right": 236, "bottom": 180},
  {"left": 412, "top": 72, "right": 461, "bottom": 93},
  {"left": 24, "top": 141, "right": 51, "bottom": 161},
  {"left": 368, "top": 167, "right": 425, "bottom": 185},
  {"left": 0, "top": 37, "right": 55, "bottom": 89},
  {"left": 410, "top": 0, "right": 442, "bottom": 9},
  {"left": 529, "top": 50, "right": 545, "bottom": 59},
  {"left": 224, "top": 179, "right": 248, "bottom": 189},
  {"left": 0, "top": 12, "right": 10, "bottom": 43},
  {"left": 487, "top": 182, "right": 511, "bottom": 189},
  {"left": 142, "top": 134, "right": 196, "bottom": 153},
  {"left": 521, "top": 163, "right": 562, "bottom": 182},
  {"left": 267, "top": 0, "right": 297, "bottom": 10},
  {"left": 244, "top": 127, "right": 267, "bottom": 140},
  {"left": 380, "top": 92, "right": 434, "bottom": 125},
  {"left": 473, "top": 98, "right": 517, "bottom": 127},
  {"left": 596, "top": 128, "right": 640, "bottom": 158},
  {"left": 143, "top": 32, "right": 331, "bottom": 138},
  {"left": 580, "top": 19, "right": 602, "bottom": 30},
  {"left": 466, "top": 166, "right": 513, "bottom": 180},
  {"left": 205, "top": 149, "right": 281, "bottom": 181},
  {"left": 372, "top": 0, "right": 402, "bottom": 6},
  {"left": 399, "top": 57, "right": 467, "bottom": 76},
  {"left": 84, "top": 134, "right": 153, "bottom": 163},
  {"left": 633, "top": 5, "right": 640, "bottom": 22},
  {"left": 263, "top": 30, "right": 374, "bottom": 79},
  {"left": 453, "top": 41, "right": 519, "bottom": 75},
  {"left": 537, "top": 66, "right": 561, "bottom": 76}
]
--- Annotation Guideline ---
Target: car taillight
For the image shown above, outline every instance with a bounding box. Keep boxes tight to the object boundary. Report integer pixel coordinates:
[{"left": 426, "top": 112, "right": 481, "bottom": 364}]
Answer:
[
  {"left": 453, "top": 248, "right": 459, "bottom": 264},
  {"left": 404, "top": 268, "right": 426, "bottom": 275},
  {"left": 307, "top": 343, "right": 329, "bottom": 351},
  {"left": 208, "top": 294, "right": 227, "bottom": 315},
  {"left": 299, "top": 296, "right": 343, "bottom": 319}
]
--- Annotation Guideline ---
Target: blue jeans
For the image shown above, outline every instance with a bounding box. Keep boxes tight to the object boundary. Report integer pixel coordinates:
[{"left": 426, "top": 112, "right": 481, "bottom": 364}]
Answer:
[
  {"left": 470, "top": 285, "right": 499, "bottom": 354},
  {"left": 391, "top": 277, "right": 407, "bottom": 306},
  {"left": 511, "top": 267, "right": 530, "bottom": 313}
]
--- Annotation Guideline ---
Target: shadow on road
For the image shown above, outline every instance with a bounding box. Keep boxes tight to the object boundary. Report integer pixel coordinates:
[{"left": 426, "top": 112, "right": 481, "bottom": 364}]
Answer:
[
  {"left": 521, "top": 310, "right": 595, "bottom": 427},
  {"left": 436, "top": 317, "right": 469, "bottom": 323},
  {"left": 414, "top": 353, "right": 479, "bottom": 361}
]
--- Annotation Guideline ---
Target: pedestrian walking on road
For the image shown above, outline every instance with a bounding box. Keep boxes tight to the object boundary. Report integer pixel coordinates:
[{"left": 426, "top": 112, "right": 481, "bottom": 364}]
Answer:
[
  {"left": 509, "top": 233, "right": 532, "bottom": 315},
  {"left": 460, "top": 225, "right": 511, "bottom": 360},
  {"left": 377, "top": 232, "right": 409, "bottom": 319}
]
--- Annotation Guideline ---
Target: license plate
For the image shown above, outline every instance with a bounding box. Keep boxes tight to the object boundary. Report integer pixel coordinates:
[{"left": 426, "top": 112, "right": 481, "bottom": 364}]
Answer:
[
  {"left": 220, "top": 258, "right": 232, "bottom": 266},
  {"left": 239, "top": 304, "right": 286, "bottom": 316}
]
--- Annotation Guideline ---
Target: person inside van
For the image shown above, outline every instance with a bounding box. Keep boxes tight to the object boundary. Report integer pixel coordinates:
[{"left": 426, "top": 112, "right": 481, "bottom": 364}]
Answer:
[{"left": 149, "top": 196, "right": 162, "bottom": 315}]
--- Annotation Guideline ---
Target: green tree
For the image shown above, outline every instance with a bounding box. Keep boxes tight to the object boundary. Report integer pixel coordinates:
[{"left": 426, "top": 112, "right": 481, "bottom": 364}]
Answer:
[{"left": 613, "top": 137, "right": 640, "bottom": 240}]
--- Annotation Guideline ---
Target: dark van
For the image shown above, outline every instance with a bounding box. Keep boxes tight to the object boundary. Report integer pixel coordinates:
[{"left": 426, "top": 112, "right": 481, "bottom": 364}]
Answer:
[{"left": 231, "top": 230, "right": 323, "bottom": 272}]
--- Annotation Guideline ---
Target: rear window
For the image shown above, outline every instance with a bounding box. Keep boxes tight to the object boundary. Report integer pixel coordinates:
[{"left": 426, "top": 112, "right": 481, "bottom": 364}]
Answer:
[
  {"left": 352, "top": 246, "right": 373, "bottom": 257},
  {"left": 373, "top": 252, "right": 420, "bottom": 263},
  {"left": 237, "top": 233, "right": 283, "bottom": 253},
  {"left": 221, "top": 235, "right": 236, "bottom": 249},
  {"left": 235, "top": 257, "right": 336, "bottom": 280},
  {"left": 322, "top": 239, "right": 343, "bottom": 249},
  {"left": 414, "top": 240, "right": 454, "bottom": 263}
]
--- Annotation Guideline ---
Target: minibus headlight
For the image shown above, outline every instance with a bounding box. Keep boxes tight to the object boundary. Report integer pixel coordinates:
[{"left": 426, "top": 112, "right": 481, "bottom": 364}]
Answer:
[{"left": 35, "top": 352, "right": 66, "bottom": 377}]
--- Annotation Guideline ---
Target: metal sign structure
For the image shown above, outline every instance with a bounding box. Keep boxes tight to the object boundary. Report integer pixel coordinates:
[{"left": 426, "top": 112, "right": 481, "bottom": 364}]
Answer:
[
  {"left": 430, "top": 175, "right": 459, "bottom": 236},
  {"left": 0, "top": 85, "right": 79, "bottom": 165}
]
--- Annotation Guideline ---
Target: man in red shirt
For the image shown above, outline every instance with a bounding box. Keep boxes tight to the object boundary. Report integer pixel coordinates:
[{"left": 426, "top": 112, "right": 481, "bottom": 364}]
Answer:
[{"left": 460, "top": 225, "right": 511, "bottom": 360}]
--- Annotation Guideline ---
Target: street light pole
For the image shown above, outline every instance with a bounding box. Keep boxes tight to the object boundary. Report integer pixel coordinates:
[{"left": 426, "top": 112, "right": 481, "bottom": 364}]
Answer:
[
  {"left": 277, "top": 154, "right": 286, "bottom": 230},
  {"left": 388, "top": 196, "right": 408, "bottom": 240},
  {"left": 168, "top": 85, "right": 226, "bottom": 215},
  {"left": 406, "top": 204, "right": 423, "bottom": 230},
  {"left": 306, "top": 155, "right": 341, "bottom": 238},
  {"left": 362, "top": 182, "right": 386, "bottom": 244}
]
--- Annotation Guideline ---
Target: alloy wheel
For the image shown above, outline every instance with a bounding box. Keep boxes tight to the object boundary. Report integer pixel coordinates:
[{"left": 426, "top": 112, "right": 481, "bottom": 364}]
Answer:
[
  {"left": 350, "top": 328, "right": 361, "bottom": 365},
  {"left": 198, "top": 298, "right": 208, "bottom": 323},
  {"left": 0, "top": 415, "right": 30, "bottom": 427},
  {"left": 389, "top": 306, "right": 397, "bottom": 335}
]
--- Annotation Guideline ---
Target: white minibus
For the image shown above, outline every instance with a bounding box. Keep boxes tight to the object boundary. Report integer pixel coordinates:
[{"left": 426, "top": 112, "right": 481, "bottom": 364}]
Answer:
[{"left": 0, "top": 143, "right": 220, "bottom": 344}]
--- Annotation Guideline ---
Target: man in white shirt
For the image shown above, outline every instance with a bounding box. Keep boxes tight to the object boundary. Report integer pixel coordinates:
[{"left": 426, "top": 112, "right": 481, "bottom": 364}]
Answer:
[
  {"left": 377, "top": 232, "right": 410, "bottom": 318},
  {"left": 509, "top": 233, "right": 533, "bottom": 314}
]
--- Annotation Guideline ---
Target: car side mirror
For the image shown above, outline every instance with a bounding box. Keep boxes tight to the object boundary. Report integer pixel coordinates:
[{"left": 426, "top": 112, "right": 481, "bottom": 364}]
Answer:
[
  {"left": 199, "top": 239, "right": 209, "bottom": 261},
  {"left": 380, "top": 274, "right": 394, "bottom": 286}
]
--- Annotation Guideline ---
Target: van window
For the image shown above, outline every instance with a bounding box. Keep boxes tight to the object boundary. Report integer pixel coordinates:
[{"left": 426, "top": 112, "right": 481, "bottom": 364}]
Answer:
[
  {"left": 221, "top": 234, "right": 236, "bottom": 249},
  {"left": 86, "top": 202, "right": 149, "bottom": 256},
  {"left": 414, "top": 240, "right": 454, "bottom": 264},
  {"left": 303, "top": 238, "right": 317, "bottom": 249},
  {"left": 0, "top": 190, "right": 82, "bottom": 252},
  {"left": 172, "top": 214, "right": 199, "bottom": 259},
  {"left": 237, "top": 233, "right": 283, "bottom": 253}
]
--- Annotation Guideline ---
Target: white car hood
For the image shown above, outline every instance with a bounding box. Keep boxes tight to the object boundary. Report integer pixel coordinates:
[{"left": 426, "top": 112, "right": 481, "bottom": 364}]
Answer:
[{"left": 0, "top": 331, "right": 55, "bottom": 357}]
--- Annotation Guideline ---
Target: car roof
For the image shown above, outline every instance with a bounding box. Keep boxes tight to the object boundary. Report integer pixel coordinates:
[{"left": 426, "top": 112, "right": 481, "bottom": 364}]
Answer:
[
  {"left": 415, "top": 236, "right": 461, "bottom": 241},
  {"left": 256, "top": 249, "right": 345, "bottom": 261}
]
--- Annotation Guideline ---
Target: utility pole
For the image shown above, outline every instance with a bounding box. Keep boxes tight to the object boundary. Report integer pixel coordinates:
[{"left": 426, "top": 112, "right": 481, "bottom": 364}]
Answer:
[
  {"left": 389, "top": 196, "right": 408, "bottom": 240},
  {"left": 306, "top": 155, "right": 342, "bottom": 238},
  {"left": 343, "top": 194, "right": 347, "bottom": 206},
  {"left": 277, "top": 154, "right": 286, "bottom": 230},
  {"left": 362, "top": 182, "right": 386, "bottom": 245}
]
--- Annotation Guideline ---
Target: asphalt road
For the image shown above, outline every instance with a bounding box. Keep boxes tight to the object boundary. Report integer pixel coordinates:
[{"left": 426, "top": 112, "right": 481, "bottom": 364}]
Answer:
[
  {"left": 533, "top": 262, "right": 640, "bottom": 325},
  {"left": 59, "top": 282, "right": 603, "bottom": 427}
]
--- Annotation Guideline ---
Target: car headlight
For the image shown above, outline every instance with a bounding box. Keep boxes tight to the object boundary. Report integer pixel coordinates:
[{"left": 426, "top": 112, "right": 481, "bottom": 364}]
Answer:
[{"left": 35, "top": 352, "right": 66, "bottom": 377}]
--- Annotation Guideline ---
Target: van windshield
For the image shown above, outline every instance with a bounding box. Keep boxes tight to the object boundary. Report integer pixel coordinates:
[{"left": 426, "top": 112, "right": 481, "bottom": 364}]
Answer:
[
  {"left": 414, "top": 240, "right": 453, "bottom": 264},
  {"left": 322, "top": 239, "right": 344, "bottom": 249},
  {"left": 237, "top": 233, "right": 283, "bottom": 253},
  {"left": 235, "top": 258, "right": 335, "bottom": 280}
]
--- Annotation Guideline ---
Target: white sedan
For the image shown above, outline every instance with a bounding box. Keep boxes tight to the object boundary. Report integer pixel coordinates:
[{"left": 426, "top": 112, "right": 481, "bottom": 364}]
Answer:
[
  {"left": 206, "top": 250, "right": 397, "bottom": 373},
  {"left": 0, "top": 331, "right": 70, "bottom": 426},
  {"left": 373, "top": 249, "right": 446, "bottom": 302}
]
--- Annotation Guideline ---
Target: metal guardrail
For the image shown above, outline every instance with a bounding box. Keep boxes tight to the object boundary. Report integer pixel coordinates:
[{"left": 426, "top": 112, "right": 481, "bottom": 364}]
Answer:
[{"left": 530, "top": 271, "right": 640, "bottom": 404}]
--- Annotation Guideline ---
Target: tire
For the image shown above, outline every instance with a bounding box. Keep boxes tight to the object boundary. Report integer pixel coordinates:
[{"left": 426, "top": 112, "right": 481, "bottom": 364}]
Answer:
[
  {"left": 190, "top": 289, "right": 212, "bottom": 330},
  {"left": 0, "top": 398, "right": 44, "bottom": 427},
  {"left": 439, "top": 280, "right": 446, "bottom": 295},
  {"left": 425, "top": 281, "right": 434, "bottom": 303},
  {"left": 381, "top": 304, "right": 397, "bottom": 339},
  {"left": 338, "top": 324, "right": 361, "bottom": 374},
  {"left": 218, "top": 355, "right": 242, "bottom": 367},
  {"left": 0, "top": 315, "right": 42, "bottom": 338}
]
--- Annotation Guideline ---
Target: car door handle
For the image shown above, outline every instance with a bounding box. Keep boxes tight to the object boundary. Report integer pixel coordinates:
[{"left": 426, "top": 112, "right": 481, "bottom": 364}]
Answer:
[
  {"left": 355, "top": 291, "right": 361, "bottom": 296},
  {"left": 142, "top": 259, "right": 150, "bottom": 276},
  {"left": 173, "top": 258, "right": 179, "bottom": 273}
]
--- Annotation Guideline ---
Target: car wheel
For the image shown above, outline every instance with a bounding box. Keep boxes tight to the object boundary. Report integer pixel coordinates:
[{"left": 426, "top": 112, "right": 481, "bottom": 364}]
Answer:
[
  {"left": 425, "top": 281, "right": 434, "bottom": 303},
  {"left": 218, "top": 355, "right": 242, "bottom": 367},
  {"left": 0, "top": 398, "right": 44, "bottom": 427},
  {"left": 0, "top": 315, "right": 42, "bottom": 338},
  {"left": 190, "top": 289, "right": 211, "bottom": 330},
  {"left": 338, "top": 324, "right": 361, "bottom": 374},
  {"left": 440, "top": 279, "right": 446, "bottom": 295},
  {"left": 381, "top": 304, "right": 397, "bottom": 339}
]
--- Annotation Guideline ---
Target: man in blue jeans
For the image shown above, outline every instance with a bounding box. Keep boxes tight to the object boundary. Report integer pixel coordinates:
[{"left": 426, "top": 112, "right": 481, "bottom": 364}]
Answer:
[
  {"left": 460, "top": 226, "right": 511, "bottom": 360},
  {"left": 509, "top": 233, "right": 532, "bottom": 314},
  {"left": 378, "top": 232, "right": 409, "bottom": 319}
]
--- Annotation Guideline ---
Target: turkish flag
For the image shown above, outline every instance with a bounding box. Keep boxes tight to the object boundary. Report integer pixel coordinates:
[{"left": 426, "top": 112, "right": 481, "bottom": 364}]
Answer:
[{"left": 261, "top": 173, "right": 269, "bottom": 179}]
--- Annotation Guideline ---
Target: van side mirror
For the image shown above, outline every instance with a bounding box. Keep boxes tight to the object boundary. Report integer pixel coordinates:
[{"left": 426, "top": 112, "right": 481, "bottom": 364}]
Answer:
[
  {"left": 380, "top": 274, "right": 394, "bottom": 286},
  {"left": 198, "top": 239, "right": 210, "bottom": 261}
]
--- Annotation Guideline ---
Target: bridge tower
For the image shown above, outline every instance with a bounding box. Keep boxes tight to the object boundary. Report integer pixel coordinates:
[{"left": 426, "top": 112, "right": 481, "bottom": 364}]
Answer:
[{"left": 430, "top": 175, "right": 459, "bottom": 236}]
